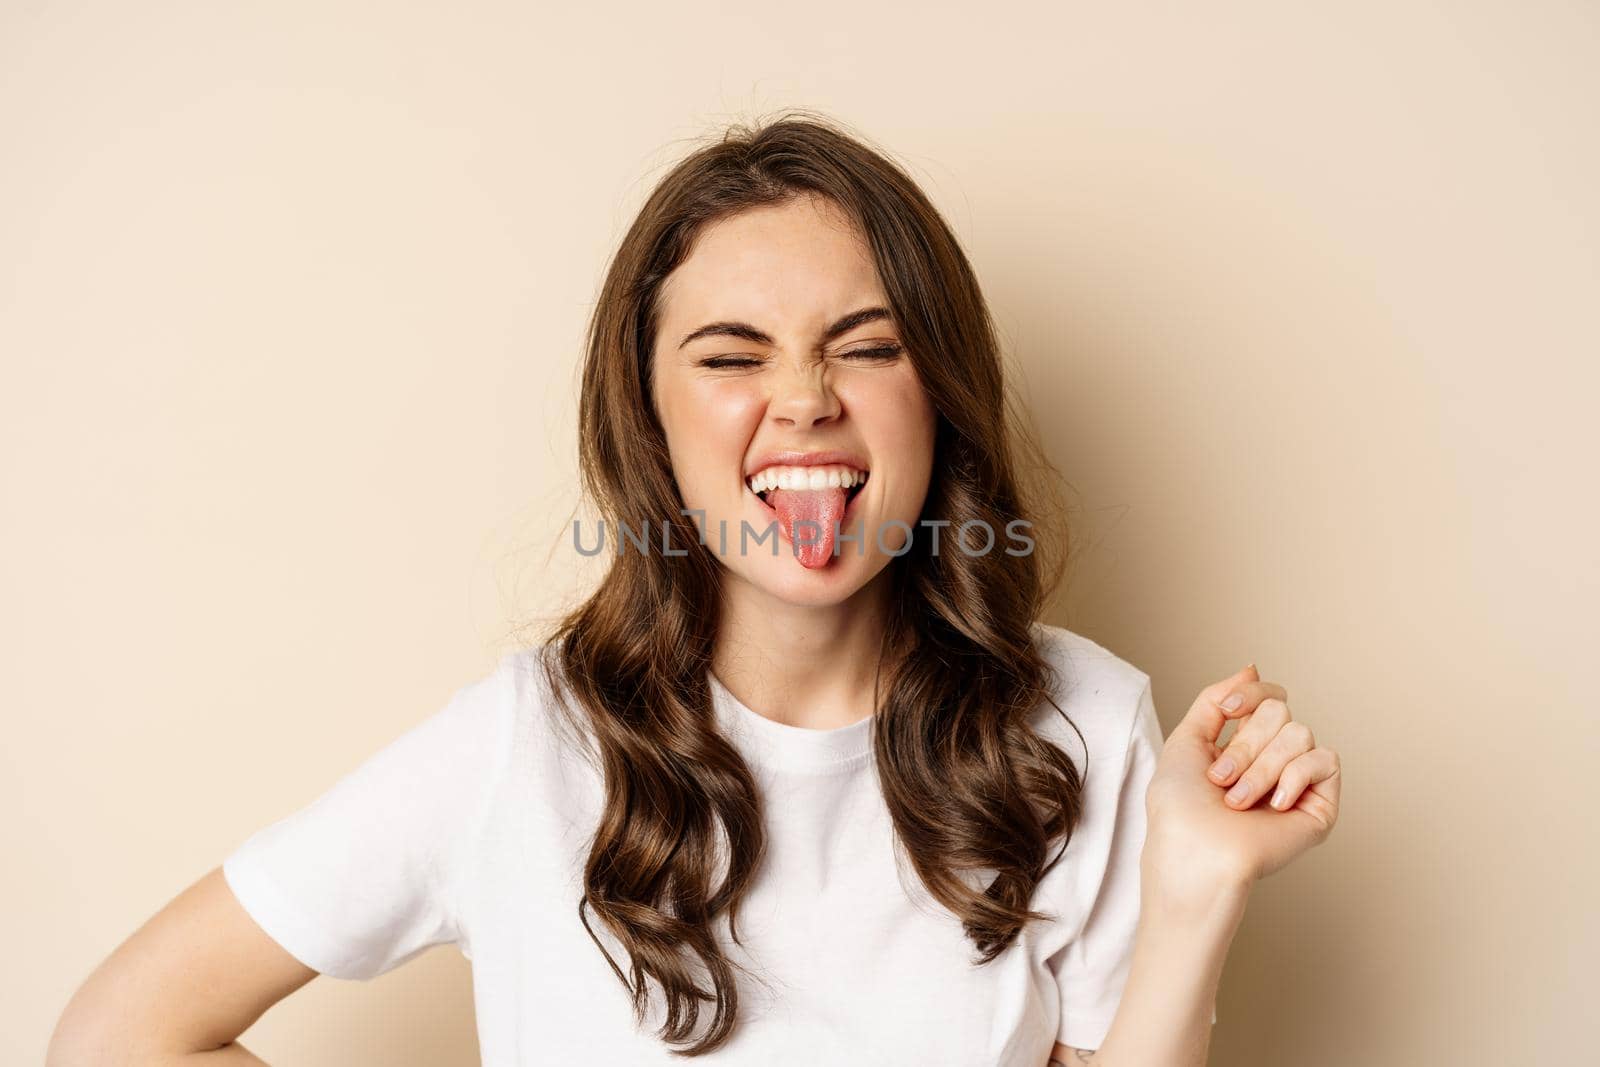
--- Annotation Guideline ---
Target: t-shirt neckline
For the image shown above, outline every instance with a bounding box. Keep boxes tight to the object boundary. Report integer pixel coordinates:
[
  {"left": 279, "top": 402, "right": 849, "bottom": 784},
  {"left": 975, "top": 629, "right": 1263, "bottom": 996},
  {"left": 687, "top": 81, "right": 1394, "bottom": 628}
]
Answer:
[{"left": 707, "top": 671, "right": 876, "bottom": 772}]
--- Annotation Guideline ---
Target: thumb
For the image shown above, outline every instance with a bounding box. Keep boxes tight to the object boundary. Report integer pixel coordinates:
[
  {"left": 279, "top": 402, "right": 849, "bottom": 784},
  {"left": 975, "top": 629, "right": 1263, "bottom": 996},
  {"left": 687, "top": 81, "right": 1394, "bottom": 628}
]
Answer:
[{"left": 1171, "top": 663, "right": 1260, "bottom": 747}]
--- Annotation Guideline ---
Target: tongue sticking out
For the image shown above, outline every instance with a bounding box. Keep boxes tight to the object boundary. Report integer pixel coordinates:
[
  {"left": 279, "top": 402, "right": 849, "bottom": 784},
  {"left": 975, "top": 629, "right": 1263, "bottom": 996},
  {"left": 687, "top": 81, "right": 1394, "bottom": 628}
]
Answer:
[{"left": 765, "top": 487, "right": 847, "bottom": 569}]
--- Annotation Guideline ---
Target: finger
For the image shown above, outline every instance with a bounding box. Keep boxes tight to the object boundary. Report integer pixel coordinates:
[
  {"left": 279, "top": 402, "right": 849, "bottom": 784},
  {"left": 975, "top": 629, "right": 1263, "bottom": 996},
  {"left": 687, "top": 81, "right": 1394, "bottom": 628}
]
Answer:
[
  {"left": 1212, "top": 679, "right": 1289, "bottom": 724},
  {"left": 1173, "top": 663, "right": 1260, "bottom": 747},
  {"left": 1278, "top": 748, "right": 1342, "bottom": 832},
  {"left": 1207, "top": 697, "right": 1292, "bottom": 787},
  {"left": 1222, "top": 720, "right": 1316, "bottom": 809},
  {"left": 1206, "top": 678, "right": 1290, "bottom": 771}
]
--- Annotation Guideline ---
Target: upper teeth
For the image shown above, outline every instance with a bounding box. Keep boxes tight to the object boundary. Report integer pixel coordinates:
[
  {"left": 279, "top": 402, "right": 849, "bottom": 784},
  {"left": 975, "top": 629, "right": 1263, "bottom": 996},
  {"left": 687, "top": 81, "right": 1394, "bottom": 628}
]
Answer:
[{"left": 747, "top": 465, "right": 868, "bottom": 493}]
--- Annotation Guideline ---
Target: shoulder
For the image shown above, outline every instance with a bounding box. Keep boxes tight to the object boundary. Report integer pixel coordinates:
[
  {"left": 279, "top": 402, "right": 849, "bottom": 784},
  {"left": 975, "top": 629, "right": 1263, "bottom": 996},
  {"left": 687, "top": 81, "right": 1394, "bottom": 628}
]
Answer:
[
  {"left": 1026, "top": 621, "right": 1156, "bottom": 770},
  {"left": 1027, "top": 620, "right": 1152, "bottom": 710},
  {"left": 497, "top": 642, "right": 554, "bottom": 715},
  {"left": 409, "top": 645, "right": 564, "bottom": 789},
  {"left": 495, "top": 639, "right": 603, "bottom": 770}
]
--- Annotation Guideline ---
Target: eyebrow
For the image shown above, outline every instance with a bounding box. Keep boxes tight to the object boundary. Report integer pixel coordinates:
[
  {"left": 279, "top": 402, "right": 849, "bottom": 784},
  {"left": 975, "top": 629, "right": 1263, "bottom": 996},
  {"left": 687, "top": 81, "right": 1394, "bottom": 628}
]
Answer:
[{"left": 677, "top": 305, "right": 894, "bottom": 350}]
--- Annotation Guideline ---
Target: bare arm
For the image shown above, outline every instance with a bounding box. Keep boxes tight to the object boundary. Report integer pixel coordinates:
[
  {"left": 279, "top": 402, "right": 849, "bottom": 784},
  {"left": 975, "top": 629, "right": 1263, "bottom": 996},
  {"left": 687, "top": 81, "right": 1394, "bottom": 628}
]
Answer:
[
  {"left": 1044, "top": 666, "right": 1341, "bottom": 1067},
  {"left": 47, "top": 866, "right": 318, "bottom": 1066},
  {"left": 1036, "top": 668, "right": 1337, "bottom": 1067},
  {"left": 1042, "top": 872, "right": 1244, "bottom": 1067}
]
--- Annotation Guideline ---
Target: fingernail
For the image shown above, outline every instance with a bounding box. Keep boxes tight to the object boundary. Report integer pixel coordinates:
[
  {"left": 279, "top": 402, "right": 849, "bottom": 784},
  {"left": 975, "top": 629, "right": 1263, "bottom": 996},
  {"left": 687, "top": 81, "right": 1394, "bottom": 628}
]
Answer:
[
  {"left": 1227, "top": 779, "right": 1250, "bottom": 804},
  {"left": 1219, "top": 693, "right": 1243, "bottom": 711},
  {"left": 1209, "top": 757, "right": 1234, "bottom": 781},
  {"left": 1271, "top": 788, "right": 1288, "bottom": 809}
]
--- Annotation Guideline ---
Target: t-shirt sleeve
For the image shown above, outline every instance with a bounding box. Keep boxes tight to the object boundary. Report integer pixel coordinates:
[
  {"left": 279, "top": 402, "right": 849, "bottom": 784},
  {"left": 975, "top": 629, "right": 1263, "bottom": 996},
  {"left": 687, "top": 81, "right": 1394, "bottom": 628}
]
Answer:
[
  {"left": 221, "top": 654, "right": 513, "bottom": 980},
  {"left": 1049, "top": 676, "right": 1164, "bottom": 1049}
]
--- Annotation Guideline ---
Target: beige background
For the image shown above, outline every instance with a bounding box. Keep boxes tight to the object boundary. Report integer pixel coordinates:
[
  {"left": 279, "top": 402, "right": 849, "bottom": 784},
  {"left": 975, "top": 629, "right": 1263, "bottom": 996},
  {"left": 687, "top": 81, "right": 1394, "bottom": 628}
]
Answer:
[{"left": 4, "top": 1, "right": 1595, "bottom": 1063}]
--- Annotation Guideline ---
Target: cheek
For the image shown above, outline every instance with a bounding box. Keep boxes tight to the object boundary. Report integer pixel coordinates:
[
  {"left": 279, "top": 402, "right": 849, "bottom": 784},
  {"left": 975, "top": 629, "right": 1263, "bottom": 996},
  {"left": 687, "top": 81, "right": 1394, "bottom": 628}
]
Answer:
[
  {"left": 845, "top": 370, "right": 938, "bottom": 467},
  {"left": 657, "top": 379, "right": 765, "bottom": 501},
  {"left": 834, "top": 370, "right": 938, "bottom": 532}
]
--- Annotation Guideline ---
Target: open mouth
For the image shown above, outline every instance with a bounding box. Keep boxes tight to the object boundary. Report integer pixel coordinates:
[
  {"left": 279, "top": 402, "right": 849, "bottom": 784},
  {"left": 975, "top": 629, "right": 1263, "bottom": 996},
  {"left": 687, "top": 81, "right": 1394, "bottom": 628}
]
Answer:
[
  {"left": 745, "top": 464, "right": 870, "bottom": 510},
  {"left": 743, "top": 463, "right": 870, "bottom": 568}
]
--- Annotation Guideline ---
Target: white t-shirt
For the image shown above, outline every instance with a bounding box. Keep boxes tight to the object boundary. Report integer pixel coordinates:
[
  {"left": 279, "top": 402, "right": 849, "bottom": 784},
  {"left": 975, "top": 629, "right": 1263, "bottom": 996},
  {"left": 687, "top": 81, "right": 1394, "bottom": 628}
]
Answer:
[{"left": 223, "top": 622, "right": 1166, "bottom": 1064}]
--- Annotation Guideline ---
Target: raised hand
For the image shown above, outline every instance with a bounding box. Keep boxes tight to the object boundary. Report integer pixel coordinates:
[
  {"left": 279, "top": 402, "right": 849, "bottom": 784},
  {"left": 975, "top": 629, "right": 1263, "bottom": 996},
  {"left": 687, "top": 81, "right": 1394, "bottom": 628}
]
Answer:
[{"left": 1143, "top": 664, "right": 1342, "bottom": 900}]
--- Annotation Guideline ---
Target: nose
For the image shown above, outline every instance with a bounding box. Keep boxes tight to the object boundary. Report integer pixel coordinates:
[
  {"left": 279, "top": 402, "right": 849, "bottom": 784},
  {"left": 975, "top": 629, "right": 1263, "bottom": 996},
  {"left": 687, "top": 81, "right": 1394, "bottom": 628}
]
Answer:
[{"left": 767, "top": 359, "right": 841, "bottom": 428}]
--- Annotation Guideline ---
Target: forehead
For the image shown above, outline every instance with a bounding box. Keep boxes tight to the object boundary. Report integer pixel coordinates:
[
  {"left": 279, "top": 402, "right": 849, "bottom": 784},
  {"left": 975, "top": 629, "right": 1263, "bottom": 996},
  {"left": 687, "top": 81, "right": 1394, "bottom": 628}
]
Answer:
[{"left": 658, "top": 195, "right": 885, "bottom": 333}]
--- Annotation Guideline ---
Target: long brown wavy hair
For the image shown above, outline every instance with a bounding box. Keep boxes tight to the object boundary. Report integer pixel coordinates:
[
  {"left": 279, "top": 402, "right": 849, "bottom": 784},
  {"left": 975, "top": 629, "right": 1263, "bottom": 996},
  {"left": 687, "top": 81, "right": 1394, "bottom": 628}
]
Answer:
[{"left": 540, "top": 108, "right": 1082, "bottom": 1056}]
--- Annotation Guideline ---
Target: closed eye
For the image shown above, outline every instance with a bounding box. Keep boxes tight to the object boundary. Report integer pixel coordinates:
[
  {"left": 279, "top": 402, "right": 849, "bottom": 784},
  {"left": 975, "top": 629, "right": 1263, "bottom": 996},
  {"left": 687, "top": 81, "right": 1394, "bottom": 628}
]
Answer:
[
  {"left": 697, "top": 344, "right": 903, "bottom": 370},
  {"left": 840, "top": 344, "right": 903, "bottom": 362}
]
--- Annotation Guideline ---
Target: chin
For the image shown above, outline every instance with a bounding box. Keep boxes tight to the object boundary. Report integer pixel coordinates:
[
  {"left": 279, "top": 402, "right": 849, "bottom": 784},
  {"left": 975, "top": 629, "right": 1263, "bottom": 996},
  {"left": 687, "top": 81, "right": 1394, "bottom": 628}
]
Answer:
[{"left": 740, "top": 553, "right": 883, "bottom": 608}]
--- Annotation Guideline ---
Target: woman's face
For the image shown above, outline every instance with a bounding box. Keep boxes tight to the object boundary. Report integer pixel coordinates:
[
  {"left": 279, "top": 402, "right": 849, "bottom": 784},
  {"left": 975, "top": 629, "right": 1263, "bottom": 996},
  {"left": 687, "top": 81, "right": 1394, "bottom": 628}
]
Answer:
[{"left": 650, "top": 194, "right": 939, "bottom": 608}]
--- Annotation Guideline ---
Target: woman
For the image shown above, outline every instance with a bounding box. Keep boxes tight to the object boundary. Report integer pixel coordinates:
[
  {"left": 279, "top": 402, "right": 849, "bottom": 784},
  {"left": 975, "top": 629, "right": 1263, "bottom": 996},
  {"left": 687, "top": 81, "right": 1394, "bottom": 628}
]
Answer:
[{"left": 48, "top": 112, "right": 1341, "bottom": 1066}]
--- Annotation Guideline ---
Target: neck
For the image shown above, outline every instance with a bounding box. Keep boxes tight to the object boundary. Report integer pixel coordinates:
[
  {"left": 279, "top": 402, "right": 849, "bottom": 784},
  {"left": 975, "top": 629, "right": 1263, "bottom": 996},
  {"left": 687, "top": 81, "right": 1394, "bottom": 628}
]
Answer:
[{"left": 711, "top": 566, "right": 894, "bottom": 730}]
